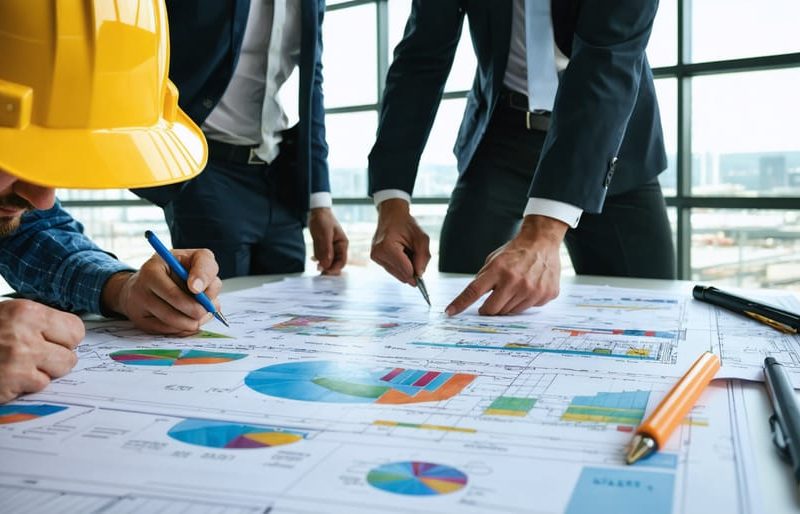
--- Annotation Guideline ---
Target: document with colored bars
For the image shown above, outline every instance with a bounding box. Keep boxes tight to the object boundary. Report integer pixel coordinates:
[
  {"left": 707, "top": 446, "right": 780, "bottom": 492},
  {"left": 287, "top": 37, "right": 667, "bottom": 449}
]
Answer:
[{"left": 4, "top": 274, "right": 795, "bottom": 513}]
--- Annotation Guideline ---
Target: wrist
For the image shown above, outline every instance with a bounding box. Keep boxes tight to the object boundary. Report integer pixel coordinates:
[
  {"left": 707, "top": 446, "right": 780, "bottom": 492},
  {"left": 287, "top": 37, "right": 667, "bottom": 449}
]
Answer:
[
  {"left": 518, "top": 214, "right": 569, "bottom": 244},
  {"left": 309, "top": 207, "right": 331, "bottom": 217},
  {"left": 100, "top": 271, "right": 134, "bottom": 318},
  {"left": 377, "top": 198, "right": 410, "bottom": 217}
]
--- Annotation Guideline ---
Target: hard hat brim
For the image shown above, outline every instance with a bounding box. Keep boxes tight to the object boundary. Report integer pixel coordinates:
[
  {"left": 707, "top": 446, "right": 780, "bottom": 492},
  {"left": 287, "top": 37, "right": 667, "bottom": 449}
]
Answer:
[{"left": 0, "top": 110, "right": 207, "bottom": 189}]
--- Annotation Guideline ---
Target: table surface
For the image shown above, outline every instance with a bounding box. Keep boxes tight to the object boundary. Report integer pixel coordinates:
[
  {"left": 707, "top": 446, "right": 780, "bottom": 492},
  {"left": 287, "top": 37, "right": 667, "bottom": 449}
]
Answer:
[{"left": 221, "top": 271, "right": 800, "bottom": 513}]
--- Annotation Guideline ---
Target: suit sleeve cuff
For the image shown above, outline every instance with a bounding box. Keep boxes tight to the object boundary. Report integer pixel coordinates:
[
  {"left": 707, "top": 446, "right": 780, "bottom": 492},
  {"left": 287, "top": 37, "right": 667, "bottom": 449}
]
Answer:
[
  {"left": 524, "top": 197, "right": 583, "bottom": 228},
  {"left": 310, "top": 192, "right": 333, "bottom": 209},
  {"left": 373, "top": 189, "right": 412, "bottom": 207}
]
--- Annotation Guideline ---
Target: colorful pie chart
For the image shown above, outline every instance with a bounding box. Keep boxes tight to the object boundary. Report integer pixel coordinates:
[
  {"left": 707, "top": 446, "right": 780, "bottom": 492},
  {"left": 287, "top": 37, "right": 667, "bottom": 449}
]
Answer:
[
  {"left": 0, "top": 404, "right": 68, "bottom": 425},
  {"left": 168, "top": 418, "right": 306, "bottom": 449},
  {"left": 110, "top": 349, "right": 246, "bottom": 366},
  {"left": 245, "top": 360, "right": 475, "bottom": 404},
  {"left": 367, "top": 461, "right": 468, "bottom": 496}
]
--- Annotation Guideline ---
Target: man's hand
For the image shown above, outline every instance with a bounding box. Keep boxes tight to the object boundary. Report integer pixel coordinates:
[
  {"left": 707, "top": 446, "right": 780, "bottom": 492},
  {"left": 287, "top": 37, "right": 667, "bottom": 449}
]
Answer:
[
  {"left": 308, "top": 207, "right": 349, "bottom": 275},
  {"left": 445, "top": 215, "right": 568, "bottom": 316},
  {"left": 101, "top": 249, "right": 222, "bottom": 336},
  {"left": 0, "top": 300, "right": 84, "bottom": 403},
  {"left": 371, "top": 199, "right": 431, "bottom": 285}
]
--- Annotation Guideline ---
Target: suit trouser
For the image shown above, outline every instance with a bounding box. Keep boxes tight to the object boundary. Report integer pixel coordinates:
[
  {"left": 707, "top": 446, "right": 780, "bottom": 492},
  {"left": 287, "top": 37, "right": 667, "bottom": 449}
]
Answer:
[
  {"left": 438, "top": 106, "right": 676, "bottom": 279},
  {"left": 163, "top": 157, "right": 306, "bottom": 279}
]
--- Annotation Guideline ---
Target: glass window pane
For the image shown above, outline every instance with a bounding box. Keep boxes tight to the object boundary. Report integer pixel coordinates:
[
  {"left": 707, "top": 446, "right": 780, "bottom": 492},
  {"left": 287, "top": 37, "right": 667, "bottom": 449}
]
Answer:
[
  {"left": 321, "top": 205, "right": 377, "bottom": 268},
  {"left": 691, "top": 209, "right": 800, "bottom": 291},
  {"left": 322, "top": 5, "right": 377, "bottom": 108},
  {"left": 654, "top": 78, "right": 677, "bottom": 196},
  {"left": 326, "top": 111, "right": 378, "bottom": 198},
  {"left": 65, "top": 205, "right": 169, "bottom": 268},
  {"left": 691, "top": 0, "right": 800, "bottom": 63},
  {"left": 57, "top": 189, "right": 141, "bottom": 201},
  {"left": 388, "top": 1, "right": 476, "bottom": 93},
  {"left": 416, "top": 98, "right": 465, "bottom": 197},
  {"left": 647, "top": 0, "right": 677, "bottom": 68},
  {"left": 691, "top": 68, "right": 800, "bottom": 197}
]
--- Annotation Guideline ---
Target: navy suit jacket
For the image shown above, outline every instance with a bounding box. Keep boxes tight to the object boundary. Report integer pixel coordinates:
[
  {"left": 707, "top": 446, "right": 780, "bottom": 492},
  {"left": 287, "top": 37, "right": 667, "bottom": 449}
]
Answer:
[
  {"left": 137, "top": 0, "right": 329, "bottom": 213},
  {"left": 368, "top": 0, "right": 667, "bottom": 214}
]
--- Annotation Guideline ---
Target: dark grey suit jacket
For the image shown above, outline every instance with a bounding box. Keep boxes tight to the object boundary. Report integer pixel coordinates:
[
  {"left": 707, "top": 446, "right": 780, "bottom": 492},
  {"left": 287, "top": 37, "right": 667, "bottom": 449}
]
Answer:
[{"left": 368, "top": 0, "right": 667, "bottom": 213}]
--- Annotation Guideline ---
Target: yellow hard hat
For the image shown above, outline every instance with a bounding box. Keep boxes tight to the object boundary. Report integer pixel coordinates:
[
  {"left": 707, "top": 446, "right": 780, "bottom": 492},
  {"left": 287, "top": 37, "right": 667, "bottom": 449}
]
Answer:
[{"left": 0, "top": 0, "right": 207, "bottom": 189}]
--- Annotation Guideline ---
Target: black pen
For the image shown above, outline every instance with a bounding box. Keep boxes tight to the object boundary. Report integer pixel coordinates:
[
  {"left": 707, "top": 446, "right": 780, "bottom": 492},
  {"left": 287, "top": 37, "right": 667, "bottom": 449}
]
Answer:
[
  {"left": 763, "top": 357, "right": 800, "bottom": 492},
  {"left": 693, "top": 285, "right": 800, "bottom": 334}
]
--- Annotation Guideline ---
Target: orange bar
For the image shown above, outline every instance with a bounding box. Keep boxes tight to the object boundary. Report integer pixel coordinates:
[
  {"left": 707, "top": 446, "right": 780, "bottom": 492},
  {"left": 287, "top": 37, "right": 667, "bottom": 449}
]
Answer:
[
  {"left": 377, "top": 373, "right": 476, "bottom": 404},
  {"left": 637, "top": 352, "right": 720, "bottom": 449}
]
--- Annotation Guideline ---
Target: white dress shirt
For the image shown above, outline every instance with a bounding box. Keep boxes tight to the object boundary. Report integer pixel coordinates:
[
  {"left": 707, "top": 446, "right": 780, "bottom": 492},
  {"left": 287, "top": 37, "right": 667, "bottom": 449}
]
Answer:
[
  {"left": 373, "top": 0, "right": 582, "bottom": 228},
  {"left": 202, "top": 0, "right": 331, "bottom": 209}
]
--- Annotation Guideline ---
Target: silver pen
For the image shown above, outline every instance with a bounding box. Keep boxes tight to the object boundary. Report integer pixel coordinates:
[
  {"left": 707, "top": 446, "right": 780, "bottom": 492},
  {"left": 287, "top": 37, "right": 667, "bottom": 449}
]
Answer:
[{"left": 414, "top": 275, "right": 431, "bottom": 307}]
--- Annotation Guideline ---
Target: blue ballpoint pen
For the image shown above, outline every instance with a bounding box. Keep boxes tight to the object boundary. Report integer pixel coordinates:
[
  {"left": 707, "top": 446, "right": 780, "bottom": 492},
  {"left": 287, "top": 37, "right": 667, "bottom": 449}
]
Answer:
[{"left": 144, "top": 231, "right": 230, "bottom": 327}]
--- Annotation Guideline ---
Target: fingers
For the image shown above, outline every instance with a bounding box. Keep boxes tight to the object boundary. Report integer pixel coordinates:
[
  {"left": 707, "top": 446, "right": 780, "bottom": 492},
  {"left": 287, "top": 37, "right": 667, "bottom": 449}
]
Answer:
[
  {"left": 176, "top": 249, "right": 220, "bottom": 294},
  {"left": 151, "top": 278, "right": 208, "bottom": 321},
  {"left": 0, "top": 301, "right": 84, "bottom": 403},
  {"left": 16, "top": 369, "right": 51, "bottom": 398},
  {"left": 138, "top": 290, "right": 212, "bottom": 333},
  {"left": 410, "top": 235, "right": 431, "bottom": 278},
  {"left": 133, "top": 313, "right": 206, "bottom": 337},
  {"left": 322, "top": 234, "right": 349, "bottom": 276},
  {"left": 204, "top": 276, "right": 223, "bottom": 303},
  {"left": 371, "top": 206, "right": 429, "bottom": 286},
  {"left": 312, "top": 228, "right": 334, "bottom": 271},
  {"left": 477, "top": 283, "right": 518, "bottom": 316},
  {"left": 373, "top": 243, "right": 416, "bottom": 285},
  {"left": 445, "top": 273, "right": 494, "bottom": 316},
  {"left": 506, "top": 296, "right": 538, "bottom": 315},
  {"left": 0, "top": 357, "right": 52, "bottom": 404},
  {"left": 36, "top": 343, "right": 78, "bottom": 378},
  {"left": 139, "top": 252, "right": 211, "bottom": 320},
  {"left": 9, "top": 300, "right": 86, "bottom": 350}
]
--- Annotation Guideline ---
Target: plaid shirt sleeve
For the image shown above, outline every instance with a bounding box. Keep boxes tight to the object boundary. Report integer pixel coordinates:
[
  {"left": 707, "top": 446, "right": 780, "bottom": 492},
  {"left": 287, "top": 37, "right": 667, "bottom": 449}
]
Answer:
[{"left": 0, "top": 200, "right": 134, "bottom": 314}]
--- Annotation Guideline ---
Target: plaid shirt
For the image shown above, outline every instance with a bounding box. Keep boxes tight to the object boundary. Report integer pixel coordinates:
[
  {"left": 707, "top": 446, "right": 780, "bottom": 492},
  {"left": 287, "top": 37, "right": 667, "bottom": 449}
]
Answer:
[{"left": 0, "top": 201, "right": 133, "bottom": 314}]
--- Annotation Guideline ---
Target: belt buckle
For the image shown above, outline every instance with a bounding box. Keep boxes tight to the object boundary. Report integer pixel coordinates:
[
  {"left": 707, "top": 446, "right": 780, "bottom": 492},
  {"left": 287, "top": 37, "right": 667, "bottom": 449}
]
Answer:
[
  {"left": 247, "top": 147, "right": 264, "bottom": 165},
  {"left": 526, "top": 110, "right": 550, "bottom": 132}
]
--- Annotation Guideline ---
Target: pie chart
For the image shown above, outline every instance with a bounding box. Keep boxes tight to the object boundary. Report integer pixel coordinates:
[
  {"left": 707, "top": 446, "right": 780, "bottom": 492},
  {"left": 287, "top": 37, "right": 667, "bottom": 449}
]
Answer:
[
  {"left": 245, "top": 360, "right": 476, "bottom": 404},
  {"left": 168, "top": 418, "right": 306, "bottom": 449},
  {"left": 0, "top": 403, "right": 67, "bottom": 425},
  {"left": 367, "top": 461, "right": 468, "bottom": 496},
  {"left": 110, "top": 349, "right": 246, "bottom": 366}
]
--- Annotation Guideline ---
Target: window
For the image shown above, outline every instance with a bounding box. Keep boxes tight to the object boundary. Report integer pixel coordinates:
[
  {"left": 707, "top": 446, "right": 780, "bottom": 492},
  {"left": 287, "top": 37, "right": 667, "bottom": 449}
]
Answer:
[
  {"left": 691, "top": 69, "right": 800, "bottom": 197},
  {"left": 43, "top": 1, "right": 799, "bottom": 293},
  {"left": 690, "top": 0, "right": 800, "bottom": 63}
]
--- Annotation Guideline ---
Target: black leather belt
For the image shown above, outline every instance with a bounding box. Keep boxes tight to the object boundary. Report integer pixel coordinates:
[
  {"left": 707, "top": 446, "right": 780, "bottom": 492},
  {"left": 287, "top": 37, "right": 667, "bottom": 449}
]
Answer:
[
  {"left": 207, "top": 140, "right": 266, "bottom": 165},
  {"left": 497, "top": 87, "right": 551, "bottom": 132}
]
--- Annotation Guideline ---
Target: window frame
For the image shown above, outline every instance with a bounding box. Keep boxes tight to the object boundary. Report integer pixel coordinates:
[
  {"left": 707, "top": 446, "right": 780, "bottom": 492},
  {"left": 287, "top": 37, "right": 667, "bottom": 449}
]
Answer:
[{"left": 63, "top": 0, "right": 800, "bottom": 282}]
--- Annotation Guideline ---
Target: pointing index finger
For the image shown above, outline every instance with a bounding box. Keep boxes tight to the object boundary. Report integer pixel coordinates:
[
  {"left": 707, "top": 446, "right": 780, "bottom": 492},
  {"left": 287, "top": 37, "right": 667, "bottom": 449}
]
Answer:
[{"left": 445, "top": 274, "right": 494, "bottom": 316}]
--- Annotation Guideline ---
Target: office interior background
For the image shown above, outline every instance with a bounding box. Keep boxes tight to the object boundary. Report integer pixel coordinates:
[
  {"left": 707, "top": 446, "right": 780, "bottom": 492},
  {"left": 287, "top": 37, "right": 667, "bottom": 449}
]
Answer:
[{"left": 57, "top": 0, "right": 800, "bottom": 291}]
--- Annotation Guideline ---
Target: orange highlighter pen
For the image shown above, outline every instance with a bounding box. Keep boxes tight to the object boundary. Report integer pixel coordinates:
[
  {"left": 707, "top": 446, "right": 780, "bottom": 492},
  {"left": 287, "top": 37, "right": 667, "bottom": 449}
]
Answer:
[{"left": 626, "top": 351, "right": 721, "bottom": 464}]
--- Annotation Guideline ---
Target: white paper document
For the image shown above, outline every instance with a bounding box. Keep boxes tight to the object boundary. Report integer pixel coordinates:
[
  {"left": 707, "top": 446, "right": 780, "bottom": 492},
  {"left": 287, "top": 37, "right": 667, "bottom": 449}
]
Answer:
[{"left": 1, "top": 275, "right": 787, "bottom": 513}]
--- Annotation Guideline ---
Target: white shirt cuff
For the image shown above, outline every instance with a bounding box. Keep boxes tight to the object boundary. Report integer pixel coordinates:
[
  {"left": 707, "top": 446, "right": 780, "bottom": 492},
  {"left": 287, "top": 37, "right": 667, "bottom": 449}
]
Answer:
[
  {"left": 524, "top": 197, "right": 583, "bottom": 228},
  {"left": 373, "top": 189, "right": 411, "bottom": 207},
  {"left": 309, "top": 192, "right": 333, "bottom": 209}
]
